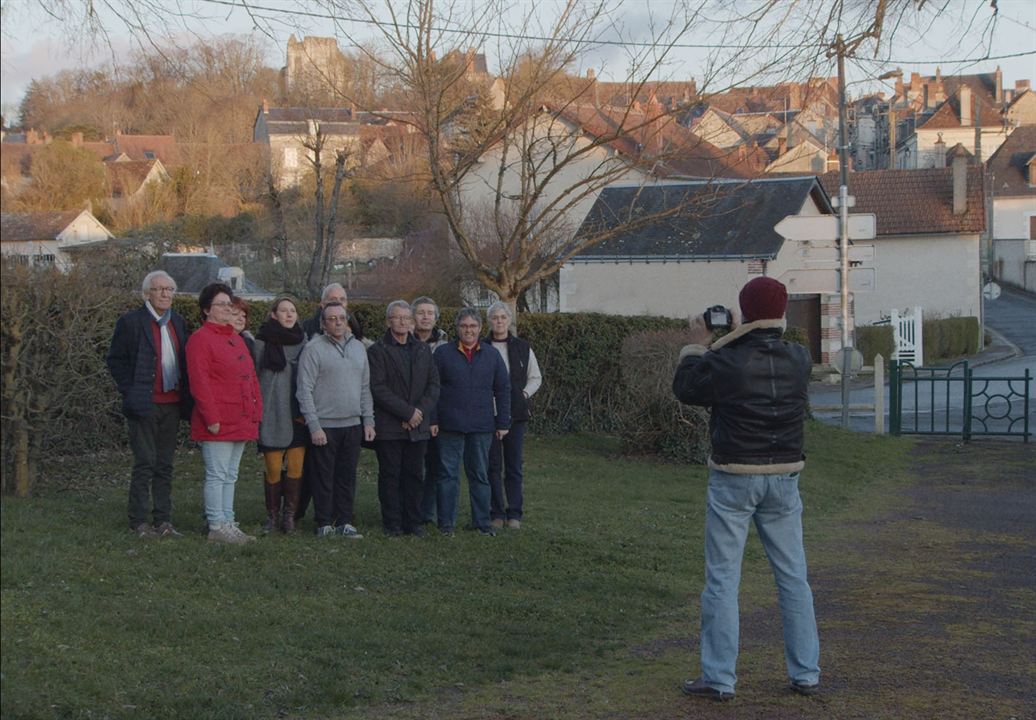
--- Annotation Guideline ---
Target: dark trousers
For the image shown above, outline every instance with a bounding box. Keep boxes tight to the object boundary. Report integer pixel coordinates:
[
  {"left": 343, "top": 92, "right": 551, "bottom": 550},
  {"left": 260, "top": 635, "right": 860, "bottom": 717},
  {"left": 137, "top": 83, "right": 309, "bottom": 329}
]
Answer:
[
  {"left": 420, "top": 437, "right": 441, "bottom": 524},
  {"left": 489, "top": 421, "right": 527, "bottom": 521},
  {"left": 308, "top": 425, "right": 362, "bottom": 528},
  {"left": 375, "top": 439, "right": 427, "bottom": 533},
  {"left": 125, "top": 402, "right": 180, "bottom": 528}
]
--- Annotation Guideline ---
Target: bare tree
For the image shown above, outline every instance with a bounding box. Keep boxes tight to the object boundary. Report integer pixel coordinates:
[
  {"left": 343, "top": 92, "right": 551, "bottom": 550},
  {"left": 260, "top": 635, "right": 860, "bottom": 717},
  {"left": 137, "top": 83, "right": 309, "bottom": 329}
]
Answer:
[{"left": 300, "top": 123, "right": 352, "bottom": 297}]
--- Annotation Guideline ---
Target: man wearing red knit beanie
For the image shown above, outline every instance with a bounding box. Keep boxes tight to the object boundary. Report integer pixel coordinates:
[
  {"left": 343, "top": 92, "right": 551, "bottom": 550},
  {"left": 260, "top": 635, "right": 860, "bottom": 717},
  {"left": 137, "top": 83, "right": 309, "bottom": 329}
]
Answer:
[{"left": 673, "top": 276, "right": 820, "bottom": 702}]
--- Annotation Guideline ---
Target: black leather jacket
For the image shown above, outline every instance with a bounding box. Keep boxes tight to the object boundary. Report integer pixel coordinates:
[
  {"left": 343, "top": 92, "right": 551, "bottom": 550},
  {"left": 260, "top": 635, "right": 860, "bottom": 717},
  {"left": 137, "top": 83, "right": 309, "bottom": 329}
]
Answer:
[{"left": 673, "top": 320, "right": 810, "bottom": 471}]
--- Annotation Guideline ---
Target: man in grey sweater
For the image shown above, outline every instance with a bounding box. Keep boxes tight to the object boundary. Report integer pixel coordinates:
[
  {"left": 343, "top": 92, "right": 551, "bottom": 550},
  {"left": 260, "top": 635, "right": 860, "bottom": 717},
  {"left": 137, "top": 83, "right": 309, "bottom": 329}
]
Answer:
[{"left": 296, "top": 302, "right": 375, "bottom": 538}]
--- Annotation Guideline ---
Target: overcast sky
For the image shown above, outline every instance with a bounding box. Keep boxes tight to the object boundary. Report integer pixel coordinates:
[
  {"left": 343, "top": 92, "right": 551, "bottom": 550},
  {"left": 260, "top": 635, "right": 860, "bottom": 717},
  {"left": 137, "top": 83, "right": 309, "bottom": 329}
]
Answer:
[{"left": 1, "top": 0, "right": 1033, "bottom": 121}]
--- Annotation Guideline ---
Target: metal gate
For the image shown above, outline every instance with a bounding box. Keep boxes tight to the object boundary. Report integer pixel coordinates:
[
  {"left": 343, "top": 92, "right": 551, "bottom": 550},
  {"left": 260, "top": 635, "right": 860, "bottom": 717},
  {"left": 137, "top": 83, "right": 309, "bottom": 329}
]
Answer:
[{"left": 889, "top": 360, "right": 1031, "bottom": 441}]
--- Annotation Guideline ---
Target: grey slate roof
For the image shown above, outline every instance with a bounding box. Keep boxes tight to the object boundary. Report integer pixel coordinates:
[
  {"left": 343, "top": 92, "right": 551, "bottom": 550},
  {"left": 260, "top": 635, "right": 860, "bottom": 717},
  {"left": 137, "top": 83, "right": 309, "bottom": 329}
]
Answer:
[
  {"left": 572, "top": 177, "right": 831, "bottom": 260},
  {"left": 158, "top": 253, "right": 273, "bottom": 299}
]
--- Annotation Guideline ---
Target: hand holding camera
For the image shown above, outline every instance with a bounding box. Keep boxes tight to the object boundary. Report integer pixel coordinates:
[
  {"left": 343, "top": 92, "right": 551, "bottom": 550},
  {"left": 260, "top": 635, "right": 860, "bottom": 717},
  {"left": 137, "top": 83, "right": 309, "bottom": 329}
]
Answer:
[{"left": 688, "top": 304, "right": 739, "bottom": 347}]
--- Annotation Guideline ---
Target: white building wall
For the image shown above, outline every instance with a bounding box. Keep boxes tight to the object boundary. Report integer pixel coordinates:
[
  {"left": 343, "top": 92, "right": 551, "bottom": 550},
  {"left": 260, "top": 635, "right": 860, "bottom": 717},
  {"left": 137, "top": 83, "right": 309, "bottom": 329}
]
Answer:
[
  {"left": 910, "top": 127, "right": 1010, "bottom": 168},
  {"left": 852, "top": 233, "right": 981, "bottom": 324},
  {"left": 559, "top": 259, "right": 751, "bottom": 317},
  {"left": 992, "top": 238, "right": 1036, "bottom": 291},
  {"left": 991, "top": 196, "right": 1036, "bottom": 240}
]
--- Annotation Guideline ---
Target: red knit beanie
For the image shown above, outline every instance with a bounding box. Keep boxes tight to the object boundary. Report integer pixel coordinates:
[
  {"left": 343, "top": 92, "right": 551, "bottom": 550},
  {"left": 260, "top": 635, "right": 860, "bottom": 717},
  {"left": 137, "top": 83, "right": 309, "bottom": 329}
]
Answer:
[{"left": 739, "top": 277, "right": 788, "bottom": 323}]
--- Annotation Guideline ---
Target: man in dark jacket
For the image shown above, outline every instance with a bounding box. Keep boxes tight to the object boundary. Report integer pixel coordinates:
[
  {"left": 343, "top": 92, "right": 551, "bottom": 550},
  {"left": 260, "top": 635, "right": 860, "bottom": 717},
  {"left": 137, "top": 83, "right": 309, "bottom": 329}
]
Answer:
[
  {"left": 106, "top": 270, "right": 190, "bottom": 539},
  {"left": 368, "top": 300, "right": 440, "bottom": 536},
  {"left": 672, "top": 276, "right": 820, "bottom": 702},
  {"left": 433, "top": 308, "right": 511, "bottom": 536}
]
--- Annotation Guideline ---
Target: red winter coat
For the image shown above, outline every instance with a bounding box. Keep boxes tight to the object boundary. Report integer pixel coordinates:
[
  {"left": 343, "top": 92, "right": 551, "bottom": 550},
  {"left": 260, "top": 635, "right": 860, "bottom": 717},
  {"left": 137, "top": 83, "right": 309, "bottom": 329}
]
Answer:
[{"left": 186, "top": 321, "right": 262, "bottom": 442}]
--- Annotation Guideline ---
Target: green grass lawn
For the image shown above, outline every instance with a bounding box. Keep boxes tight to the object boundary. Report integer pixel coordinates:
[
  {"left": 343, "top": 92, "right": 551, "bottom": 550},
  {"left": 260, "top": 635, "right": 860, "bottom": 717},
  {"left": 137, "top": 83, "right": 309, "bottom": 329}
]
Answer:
[{"left": 1, "top": 423, "right": 913, "bottom": 719}]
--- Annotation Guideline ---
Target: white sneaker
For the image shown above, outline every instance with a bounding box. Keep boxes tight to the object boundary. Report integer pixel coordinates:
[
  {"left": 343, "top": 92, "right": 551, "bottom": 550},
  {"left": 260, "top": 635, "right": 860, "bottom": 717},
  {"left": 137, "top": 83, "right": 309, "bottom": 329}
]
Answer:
[
  {"left": 208, "top": 523, "right": 245, "bottom": 545},
  {"left": 335, "top": 524, "right": 363, "bottom": 540},
  {"left": 227, "top": 522, "right": 257, "bottom": 543}
]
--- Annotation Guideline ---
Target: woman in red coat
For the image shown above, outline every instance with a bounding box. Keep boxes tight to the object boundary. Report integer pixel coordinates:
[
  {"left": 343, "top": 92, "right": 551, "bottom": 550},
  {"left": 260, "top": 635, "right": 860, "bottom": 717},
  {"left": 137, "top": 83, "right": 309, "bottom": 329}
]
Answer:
[{"left": 186, "top": 283, "right": 262, "bottom": 544}]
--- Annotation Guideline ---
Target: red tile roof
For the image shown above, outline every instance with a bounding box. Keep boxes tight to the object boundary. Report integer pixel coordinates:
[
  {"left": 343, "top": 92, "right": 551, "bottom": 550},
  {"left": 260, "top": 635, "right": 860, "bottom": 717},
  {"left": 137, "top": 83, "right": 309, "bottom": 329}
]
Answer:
[
  {"left": 1, "top": 210, "right": 83, "bottom": 242},
  {"left": 113, "top": 134, "right": 179, "bottom": 163},
  {"left": 918, "top": 87, "right": 1004, "bottom": 130},
  {"left": 557, "top": 105, "right": 752, "bottom": 179},
  {"left": 986, "top": 126, "right": 1036, "bottom": 197},
  {"left": 815, "top": 168, "right": 985, "bottom": 236}
]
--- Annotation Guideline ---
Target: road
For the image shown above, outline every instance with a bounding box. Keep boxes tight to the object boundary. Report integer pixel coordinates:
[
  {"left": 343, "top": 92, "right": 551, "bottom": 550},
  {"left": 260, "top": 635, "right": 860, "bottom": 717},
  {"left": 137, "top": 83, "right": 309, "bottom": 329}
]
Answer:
[{"left": 811, "top": 287, "right": 1035, "bottom": 436}]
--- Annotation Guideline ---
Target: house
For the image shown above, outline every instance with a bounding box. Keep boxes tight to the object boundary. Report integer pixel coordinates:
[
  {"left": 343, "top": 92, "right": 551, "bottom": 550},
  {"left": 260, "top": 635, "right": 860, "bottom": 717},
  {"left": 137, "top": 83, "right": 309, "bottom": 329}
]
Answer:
[
  {"left": 157, "top": 252, "right": 273, "bottom": 300},
  {"left": 105, "top": 158, "right": 171, "bottom": 210},
  {"left": 561, "top": 176, "right": 839, "bottom": 362},
  {"left": 253, "top": 103, "right": 419, "bottom": 188},
  {"left": 986, "top": 126, "right": 1036, "bottom": 292},
  {"left": 813, "top": 160, "right": 986, "bottom": 327},
  {"left": 0, "top": 209, "right": 115, "bottom": 270}
]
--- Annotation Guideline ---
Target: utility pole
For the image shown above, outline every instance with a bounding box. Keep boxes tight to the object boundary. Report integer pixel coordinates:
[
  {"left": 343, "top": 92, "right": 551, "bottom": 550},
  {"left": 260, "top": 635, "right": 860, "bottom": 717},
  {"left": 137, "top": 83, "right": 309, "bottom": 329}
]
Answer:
[{"left": 836, "top": 35, "right": 852, "bottom": 429}]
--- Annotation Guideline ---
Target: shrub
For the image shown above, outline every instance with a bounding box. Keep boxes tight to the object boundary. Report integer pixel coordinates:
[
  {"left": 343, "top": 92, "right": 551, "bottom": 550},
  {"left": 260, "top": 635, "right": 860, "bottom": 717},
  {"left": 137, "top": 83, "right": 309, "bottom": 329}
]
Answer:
[
  {"left": 857, "top": 325, "right": 895, "bottom": 366},
  {"left": 1, "top": 264, "right": 126, "bottom": 496},
  {"left": 617, "top": 330, "right": 711, "bottom": 463},
  {"left": 922, "top": 316, "right": 979, "bottom": 363}
]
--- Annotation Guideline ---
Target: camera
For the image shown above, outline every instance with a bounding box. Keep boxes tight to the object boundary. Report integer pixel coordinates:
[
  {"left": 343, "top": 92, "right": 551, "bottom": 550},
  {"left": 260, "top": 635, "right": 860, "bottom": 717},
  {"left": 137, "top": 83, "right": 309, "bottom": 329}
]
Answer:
[{"left": 703, "top": 305, "right": 733, "bottom": 331}]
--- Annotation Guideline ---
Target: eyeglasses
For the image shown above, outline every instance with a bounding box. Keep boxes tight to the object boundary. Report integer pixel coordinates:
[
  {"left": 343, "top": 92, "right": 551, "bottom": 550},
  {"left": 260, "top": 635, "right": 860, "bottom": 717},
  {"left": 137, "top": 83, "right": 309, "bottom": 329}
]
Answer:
[
  {"left": 210, "top": 301, "right": 233, "bottom": 308},
  {"left": 149, "top": 286, "right": 175, "bottom": 294}
]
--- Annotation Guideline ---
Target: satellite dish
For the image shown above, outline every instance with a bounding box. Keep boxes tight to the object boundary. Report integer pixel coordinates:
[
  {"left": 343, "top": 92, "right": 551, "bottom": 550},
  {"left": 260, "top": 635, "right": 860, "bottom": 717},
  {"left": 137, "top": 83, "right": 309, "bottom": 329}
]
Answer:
[{"left": 983, "top": 282, "right": 1001, "bottom": 301}]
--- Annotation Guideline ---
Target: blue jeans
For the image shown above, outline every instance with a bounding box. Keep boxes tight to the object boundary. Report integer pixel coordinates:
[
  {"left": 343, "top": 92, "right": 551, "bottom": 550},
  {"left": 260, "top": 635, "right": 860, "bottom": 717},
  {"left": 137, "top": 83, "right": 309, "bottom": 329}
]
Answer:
[
  {"left": 699, "top": 469, "right": 820, "bottom": 694},
  {"left": 201, "top": 441, "right": 246, "bottom": 525},
  {"left": 436, "top": 431, "right": 492, "bottom": 530}
]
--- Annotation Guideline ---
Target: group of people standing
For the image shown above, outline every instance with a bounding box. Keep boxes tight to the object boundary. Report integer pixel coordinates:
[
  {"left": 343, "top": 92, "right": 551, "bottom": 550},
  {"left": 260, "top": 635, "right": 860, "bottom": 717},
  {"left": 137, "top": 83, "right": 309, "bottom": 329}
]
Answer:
[{"left": 106, "top": 272, "right": 541, "bottom": 545}]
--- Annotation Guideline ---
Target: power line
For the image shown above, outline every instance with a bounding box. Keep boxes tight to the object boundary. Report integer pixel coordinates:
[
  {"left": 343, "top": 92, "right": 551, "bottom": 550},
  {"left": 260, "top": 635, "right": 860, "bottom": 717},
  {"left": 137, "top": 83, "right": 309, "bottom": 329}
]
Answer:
[
  {"left": 195, "top": 0, "right": 826, "bottom": 51},
  {"left": 851, "top": 49, "right": 1036, "bottom": 65}
]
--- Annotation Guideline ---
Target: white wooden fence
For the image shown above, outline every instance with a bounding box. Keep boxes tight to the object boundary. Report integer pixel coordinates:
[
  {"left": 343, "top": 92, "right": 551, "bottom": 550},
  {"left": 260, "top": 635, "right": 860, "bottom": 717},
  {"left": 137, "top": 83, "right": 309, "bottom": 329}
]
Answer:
[{"left": 890, "top": 306, "right": 923, "bottom": 366}]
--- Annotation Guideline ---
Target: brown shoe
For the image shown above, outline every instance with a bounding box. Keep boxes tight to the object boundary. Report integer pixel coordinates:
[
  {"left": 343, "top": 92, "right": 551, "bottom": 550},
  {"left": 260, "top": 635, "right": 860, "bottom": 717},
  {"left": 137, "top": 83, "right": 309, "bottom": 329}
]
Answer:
[
  {"left": 506, "top": 519, "right": 521, "bottom": 530},
  {"left": 281, "top": 475, "right": 301, "bottom": 534},
  {"left": 491, "top": 518, "right": 504, "bottom": 530},
  {"left": 132, "top": 522, "right": 157, "bottom": 539},
  {"left": 262, "top": 480, "right": 283, "bottom": 534},
  {"left": 154, "top": 522, "right": 183, "bottom": 538}
]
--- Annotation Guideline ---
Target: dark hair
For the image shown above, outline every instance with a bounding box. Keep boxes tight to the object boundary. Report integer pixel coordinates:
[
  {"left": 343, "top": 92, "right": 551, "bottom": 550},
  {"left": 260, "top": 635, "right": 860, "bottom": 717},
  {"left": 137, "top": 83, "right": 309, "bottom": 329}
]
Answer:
[{"left": 198, "top": 283, "right": 234, "bottom": 319}]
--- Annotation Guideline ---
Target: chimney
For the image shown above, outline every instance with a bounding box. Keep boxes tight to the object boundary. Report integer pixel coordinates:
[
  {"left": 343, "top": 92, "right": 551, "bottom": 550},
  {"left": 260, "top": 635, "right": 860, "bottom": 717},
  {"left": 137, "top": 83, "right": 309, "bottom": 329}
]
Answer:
[
  {"left": 935, "top": 66, "right": 942, "bottom": 84},
  {"left": 922, "top": 83, "right": 929, "bottom": 109},
  {"left": 586, "top": 68, "right": 595, "bottom": 81},
  {"left": 910, "top": 72, "right": 921, "bottom": 91},
  {"left": 959, "top": 85, "right": 972, "bottom": 126},
  {"left": 952, "top": 154, "right": 967, "bottom": 215},
  {"left": 995, "top": 66, "right": 1003, "bottom": 104},
  {"left": 1016, "top": 79, "right": 1031, "bottom": 92},
  {"left": 262, "top": 97, "right": 269, "bottom": 114},
  {"left": 26, "top": 128, "right": 38, "bottom": 144},
  {"left": 894, "top": 70, "right": 904, "bottom": 98},
  {"left": 934, "top": 133, "right": 946, "bottom": 167},
  {"left": 789, "top": 83, "right": 801, "bottom": 110},
  {"left": 888, "top": 108, "right": 896, "bottom": 169}
]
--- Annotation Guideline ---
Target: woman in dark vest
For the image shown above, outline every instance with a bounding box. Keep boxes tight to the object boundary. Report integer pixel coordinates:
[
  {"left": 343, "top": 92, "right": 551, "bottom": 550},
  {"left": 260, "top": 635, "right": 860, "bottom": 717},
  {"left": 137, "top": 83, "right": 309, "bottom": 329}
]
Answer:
[{"left": 485, "top": 301, "right": 542, "bottom": 530}]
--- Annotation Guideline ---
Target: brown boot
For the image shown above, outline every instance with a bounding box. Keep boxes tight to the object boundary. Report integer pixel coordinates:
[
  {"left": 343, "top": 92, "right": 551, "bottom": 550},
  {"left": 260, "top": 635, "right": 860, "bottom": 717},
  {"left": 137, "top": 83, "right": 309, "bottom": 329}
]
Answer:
[
  {"left": 262, "top": 480, "right": 283, "bottom": 534},
  {"left": 281, "top": 475, "right": 301, "bottom": 534}
]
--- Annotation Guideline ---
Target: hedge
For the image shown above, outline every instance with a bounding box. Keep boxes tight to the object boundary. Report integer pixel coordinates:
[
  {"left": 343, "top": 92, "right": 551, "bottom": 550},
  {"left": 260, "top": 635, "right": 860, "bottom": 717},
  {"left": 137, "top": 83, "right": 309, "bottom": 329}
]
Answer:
[
  {"left": 855, "top": 316, "right": 979, "bottom": 368},
  {"left": 4, "top": 273, "right": 818, "bottom": 493}
]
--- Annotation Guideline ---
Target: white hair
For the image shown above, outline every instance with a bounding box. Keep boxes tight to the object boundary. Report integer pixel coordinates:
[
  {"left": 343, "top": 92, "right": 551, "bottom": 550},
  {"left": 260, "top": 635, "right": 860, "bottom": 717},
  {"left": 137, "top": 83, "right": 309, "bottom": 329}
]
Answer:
[
  {"left": 141, "top": 270, "right": 176, "bottom": 299},
  {"left": 385, "top": 300, "right": 411, "bottom": 319},
  {"left": 321, "top": 283, "right": 347, "bottom": 302},
  {"left": 486, "top": 301, "right": 512, "bottom": 320}
]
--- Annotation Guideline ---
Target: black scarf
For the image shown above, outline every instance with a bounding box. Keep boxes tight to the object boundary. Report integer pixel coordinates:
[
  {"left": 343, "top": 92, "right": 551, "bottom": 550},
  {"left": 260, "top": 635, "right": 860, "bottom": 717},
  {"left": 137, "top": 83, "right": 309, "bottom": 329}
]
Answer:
[{"left": 257, "top": 318, "right": 305, "bottom": 372}]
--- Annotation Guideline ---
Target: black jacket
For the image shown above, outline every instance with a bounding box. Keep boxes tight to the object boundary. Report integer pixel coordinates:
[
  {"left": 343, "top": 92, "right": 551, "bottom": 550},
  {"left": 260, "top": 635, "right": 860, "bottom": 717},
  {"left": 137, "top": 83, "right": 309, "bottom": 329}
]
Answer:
[
  {"left": 106, "top": 305, "right": 191, "bottom": 419},
  {"left": 368, "top": 330, "right": 440, "bottom": 441},
  {"left": 484, "top": 333, "right": 533, "bottom": 423},
  {"left": 672, "top": 319, "right": 810, "bottom": 473}
]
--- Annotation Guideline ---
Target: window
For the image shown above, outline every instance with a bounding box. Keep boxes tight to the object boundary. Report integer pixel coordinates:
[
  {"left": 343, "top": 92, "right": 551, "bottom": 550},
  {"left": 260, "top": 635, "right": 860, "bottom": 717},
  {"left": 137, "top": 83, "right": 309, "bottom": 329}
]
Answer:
[{"left": 143, "top": 150, "right": 156, "bottom": 160}]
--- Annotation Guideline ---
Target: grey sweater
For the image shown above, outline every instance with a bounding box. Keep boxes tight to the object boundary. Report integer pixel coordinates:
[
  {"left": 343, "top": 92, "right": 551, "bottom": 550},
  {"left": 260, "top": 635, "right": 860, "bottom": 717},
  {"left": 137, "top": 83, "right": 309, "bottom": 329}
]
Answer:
[
  {"left": 253, "top": 338, "right": 305, "bottom": 448},
  {"left": 296, "top": 333, "right": 374, "bottom": 433}
]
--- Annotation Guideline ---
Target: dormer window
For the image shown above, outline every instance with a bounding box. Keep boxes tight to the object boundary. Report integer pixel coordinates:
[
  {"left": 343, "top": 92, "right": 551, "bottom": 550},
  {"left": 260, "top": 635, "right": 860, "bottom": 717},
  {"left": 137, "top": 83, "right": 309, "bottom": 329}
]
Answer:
[{"left": 144, "top": 151, "right": 156, "bottom": 160}]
